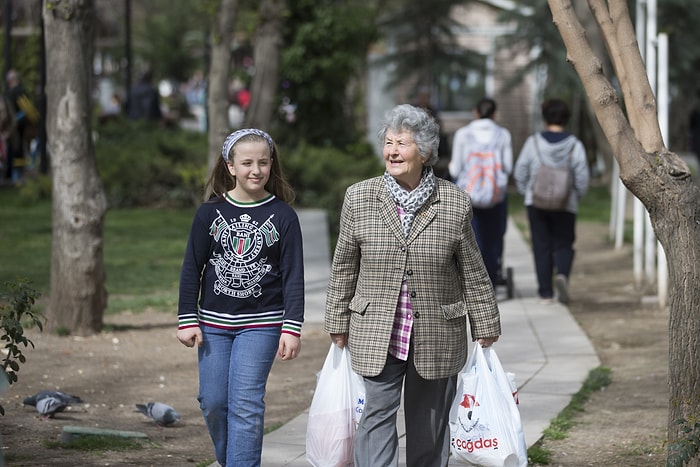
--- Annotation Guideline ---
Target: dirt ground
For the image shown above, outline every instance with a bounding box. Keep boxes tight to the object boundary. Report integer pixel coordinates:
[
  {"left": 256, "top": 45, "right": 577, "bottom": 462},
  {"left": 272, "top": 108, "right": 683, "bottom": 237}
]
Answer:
[{"left": 0, "top": 218, "right": 668, "bottom": 466}]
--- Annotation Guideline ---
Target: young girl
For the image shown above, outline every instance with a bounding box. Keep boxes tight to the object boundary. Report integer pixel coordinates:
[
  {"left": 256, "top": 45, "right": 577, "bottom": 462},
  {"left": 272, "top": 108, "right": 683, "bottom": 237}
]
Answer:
[{"left": 177, "top": 129, "right": 304, "bottom": 466}]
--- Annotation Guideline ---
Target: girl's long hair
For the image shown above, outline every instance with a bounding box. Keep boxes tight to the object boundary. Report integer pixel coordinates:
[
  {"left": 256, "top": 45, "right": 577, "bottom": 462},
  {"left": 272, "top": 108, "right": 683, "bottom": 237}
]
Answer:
[{"left": 204, "top": 133, "right": 296, "bottom": 204}]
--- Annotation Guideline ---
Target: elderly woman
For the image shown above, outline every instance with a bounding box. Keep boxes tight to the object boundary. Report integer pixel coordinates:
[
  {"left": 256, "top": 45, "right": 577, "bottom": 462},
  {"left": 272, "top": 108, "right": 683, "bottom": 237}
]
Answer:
[{"left": 325, "top": 104, "right": 501, "bottom": 467}]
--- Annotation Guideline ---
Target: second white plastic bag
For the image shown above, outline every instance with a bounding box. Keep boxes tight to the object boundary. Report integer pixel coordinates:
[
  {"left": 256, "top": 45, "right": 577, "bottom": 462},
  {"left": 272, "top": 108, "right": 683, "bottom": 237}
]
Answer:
[
  {"left": 306, "top": 343, "right": 365, "bottom": 467},
  {"left": 449, "top": 343, "right": 528, "bottom": 466}
]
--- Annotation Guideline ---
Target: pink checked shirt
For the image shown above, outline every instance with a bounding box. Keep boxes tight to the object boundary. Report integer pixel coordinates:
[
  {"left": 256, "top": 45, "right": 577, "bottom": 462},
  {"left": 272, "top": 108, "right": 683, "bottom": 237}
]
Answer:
[{"left": 388, "top": 205, "right": 414, "bottom": 361}]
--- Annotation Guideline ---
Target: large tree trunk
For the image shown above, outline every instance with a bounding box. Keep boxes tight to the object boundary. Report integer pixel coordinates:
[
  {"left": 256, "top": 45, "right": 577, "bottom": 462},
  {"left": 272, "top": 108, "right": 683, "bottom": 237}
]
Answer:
[
  {"left": 244, "top": 0, "right": 285, "bottom": 130},
  {"left": 548, "top": 0, "right": 700, "bottom": 461},
  {"left": 206, "top": 0, "right": 238, "bottom": 176},
  {"left": 43, "top": 0, "right": 107, "bottom": 336}
]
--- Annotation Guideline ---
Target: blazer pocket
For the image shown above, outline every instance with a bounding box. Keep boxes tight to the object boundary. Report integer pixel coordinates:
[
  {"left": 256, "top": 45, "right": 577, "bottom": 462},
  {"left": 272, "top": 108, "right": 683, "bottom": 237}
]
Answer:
[
  {"left": 441, "top": 301, "right": 467, "bottom": 320},
  {"left": 349, "top": 294, "right": 370, "bottom": 316}
]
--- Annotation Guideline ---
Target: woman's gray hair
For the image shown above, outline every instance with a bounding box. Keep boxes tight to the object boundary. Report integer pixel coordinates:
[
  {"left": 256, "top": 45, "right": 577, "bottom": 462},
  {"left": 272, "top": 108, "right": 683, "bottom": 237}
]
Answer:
[{"left": 378, "top": 104, "right": 440, "bottom": 166}]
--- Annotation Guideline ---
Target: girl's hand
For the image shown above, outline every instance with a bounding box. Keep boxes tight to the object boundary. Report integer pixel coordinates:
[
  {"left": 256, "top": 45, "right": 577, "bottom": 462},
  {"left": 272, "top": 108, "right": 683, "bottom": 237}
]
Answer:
[
  {"left": 278, "top": 334, "right": 301, "bottom": 360},
  {"left": 177, "top": 327, "right": 202, "bottom": 348}
]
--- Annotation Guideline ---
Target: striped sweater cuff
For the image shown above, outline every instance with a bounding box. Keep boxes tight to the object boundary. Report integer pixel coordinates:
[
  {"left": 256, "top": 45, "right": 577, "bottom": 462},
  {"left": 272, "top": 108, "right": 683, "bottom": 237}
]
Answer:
[
  {"left": 178, "top": 313, "right": 199, "bottom": 330},
  {"left": 282, "top": 320, "right": 302, "bottom": 337}
]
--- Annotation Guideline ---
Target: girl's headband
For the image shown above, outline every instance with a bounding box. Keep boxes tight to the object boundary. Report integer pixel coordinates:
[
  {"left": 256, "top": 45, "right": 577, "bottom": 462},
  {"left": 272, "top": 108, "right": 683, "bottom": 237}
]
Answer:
[{"left": 221, "top": 129, "right": 275, "bottom": 162}]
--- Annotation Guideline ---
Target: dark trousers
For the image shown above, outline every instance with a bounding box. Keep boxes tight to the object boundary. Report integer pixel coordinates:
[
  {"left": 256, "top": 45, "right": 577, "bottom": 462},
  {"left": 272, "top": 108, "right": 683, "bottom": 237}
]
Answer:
[
  {"left": 472, "top": 198, "right": 508, "bottom": 286},
  {"left": 526, "top": 206, "right": 576, "bottom": 298}
]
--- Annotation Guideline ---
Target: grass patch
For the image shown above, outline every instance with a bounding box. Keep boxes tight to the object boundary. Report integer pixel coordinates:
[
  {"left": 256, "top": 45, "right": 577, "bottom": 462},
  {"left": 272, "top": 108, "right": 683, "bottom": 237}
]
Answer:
[
  {"left": 527, "top": 366, "right": 612, "bottom": 464},
  {"left": 0, "top": 189, "right": 194, "bottom": 315},
  {"left": 45, "top": 435, "right": 147, "bottom": 452},
  {"left": 264, "top": 422, "right": 284, "bottom": 434}
]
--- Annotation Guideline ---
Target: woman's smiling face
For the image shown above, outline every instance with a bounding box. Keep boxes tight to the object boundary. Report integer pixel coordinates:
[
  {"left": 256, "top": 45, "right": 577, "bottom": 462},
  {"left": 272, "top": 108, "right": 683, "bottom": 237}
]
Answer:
[{"left": 382, "top": 129, "right": 425, "bottom": 191}]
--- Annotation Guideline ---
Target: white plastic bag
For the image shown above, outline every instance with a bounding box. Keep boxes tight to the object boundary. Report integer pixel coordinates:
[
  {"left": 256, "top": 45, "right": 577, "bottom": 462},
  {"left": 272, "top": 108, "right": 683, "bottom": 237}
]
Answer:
[
  {"left": 306, "top": 343, "right": 365, "bottom": 467},
  {"left": 449, "top": 343, "right": 528, "bottom": 466}
]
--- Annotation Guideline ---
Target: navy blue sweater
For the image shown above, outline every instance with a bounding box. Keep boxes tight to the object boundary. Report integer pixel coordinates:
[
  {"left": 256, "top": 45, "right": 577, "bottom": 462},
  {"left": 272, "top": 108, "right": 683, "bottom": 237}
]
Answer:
[{"left": 178, "top": 194, "right": 305, "bottom": 336}]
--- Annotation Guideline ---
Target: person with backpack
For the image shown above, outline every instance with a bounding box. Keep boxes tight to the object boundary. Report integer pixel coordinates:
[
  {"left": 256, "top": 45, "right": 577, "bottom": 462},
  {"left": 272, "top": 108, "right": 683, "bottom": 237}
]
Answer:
[
  {"left": 450, "top": 97, "right": 513, "bottom": 288},
  {"left": 513, "top": 98, "right": 589, "bottom": 304}
]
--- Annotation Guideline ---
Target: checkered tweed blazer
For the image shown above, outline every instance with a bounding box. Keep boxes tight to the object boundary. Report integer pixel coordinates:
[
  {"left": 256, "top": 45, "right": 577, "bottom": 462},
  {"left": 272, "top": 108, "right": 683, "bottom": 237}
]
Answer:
[{"left": 324, "top": 175, "right": 501, "bottom": 379}]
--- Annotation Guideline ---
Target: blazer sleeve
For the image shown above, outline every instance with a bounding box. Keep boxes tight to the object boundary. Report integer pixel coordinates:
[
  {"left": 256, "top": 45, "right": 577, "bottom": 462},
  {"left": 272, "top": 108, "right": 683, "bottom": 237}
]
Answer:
[
  {"left": 324, "top": 187, "right": 360, "bottom": 334},
  {"left": 454, "top": 194, "right": 502, "bottom": 339}
]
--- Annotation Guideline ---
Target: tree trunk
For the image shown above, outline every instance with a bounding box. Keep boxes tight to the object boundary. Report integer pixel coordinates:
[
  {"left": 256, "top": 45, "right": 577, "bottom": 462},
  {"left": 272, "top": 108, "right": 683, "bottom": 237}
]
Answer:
[
  {"left": 548, "top": 0, "right": 700, "bottom": 461},
  {"left": 206, "top": 0, "right": 239, "bottom": 177},
  {"left": 43, "top": 0, "right": 107, "bottom": 336},
  {"left": 244, "top": 0, "right": 285, "bottom": 130}
]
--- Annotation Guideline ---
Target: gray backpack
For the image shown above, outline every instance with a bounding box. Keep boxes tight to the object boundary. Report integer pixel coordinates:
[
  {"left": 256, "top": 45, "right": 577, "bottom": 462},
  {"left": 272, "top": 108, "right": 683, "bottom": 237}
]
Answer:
[{"left": 531, "top": 137, "right": 573, "bottom": 211}]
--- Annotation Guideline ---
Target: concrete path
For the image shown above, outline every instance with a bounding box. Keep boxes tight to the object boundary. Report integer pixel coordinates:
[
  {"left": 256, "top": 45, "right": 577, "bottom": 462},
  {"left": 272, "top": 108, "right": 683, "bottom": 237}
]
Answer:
[{"left": 256, "top": 209, "right": 600, "bottom": 466}]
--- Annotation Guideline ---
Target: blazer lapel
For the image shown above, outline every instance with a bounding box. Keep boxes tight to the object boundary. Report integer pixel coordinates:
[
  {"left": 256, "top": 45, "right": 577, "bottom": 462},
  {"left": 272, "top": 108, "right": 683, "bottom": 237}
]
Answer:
[
  {"left": 377, "top": 188, "right": 406, "bottom": 242},
  {"left": 406, "top": 189, "right": 438, "bottom": 244}
]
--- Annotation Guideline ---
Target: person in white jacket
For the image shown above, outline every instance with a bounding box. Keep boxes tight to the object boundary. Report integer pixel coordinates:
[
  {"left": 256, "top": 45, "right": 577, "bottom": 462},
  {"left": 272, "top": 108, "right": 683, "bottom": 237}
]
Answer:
[
  {"left": 513, "top": 98, "right": 589, "bottom": 304},
  {"left": 450, "top": 98, "right": 513, "bottom": 287}
]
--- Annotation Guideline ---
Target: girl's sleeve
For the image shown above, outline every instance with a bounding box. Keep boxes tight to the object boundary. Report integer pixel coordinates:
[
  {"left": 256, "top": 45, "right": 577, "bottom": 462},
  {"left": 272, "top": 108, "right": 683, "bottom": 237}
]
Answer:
[
  {"left": 279, "top": 212, "right": 305, "bottom": 337},
  {"left": 177, "top": 210, "right": 209, "bottom": 330}
]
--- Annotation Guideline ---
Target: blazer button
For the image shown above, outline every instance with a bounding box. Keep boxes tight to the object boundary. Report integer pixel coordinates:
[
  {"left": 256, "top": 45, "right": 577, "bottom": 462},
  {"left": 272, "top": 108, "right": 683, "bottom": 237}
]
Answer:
[
  {"left": 400, "top": 246, "right": 406, "bottom": 252},
  {"left": 413, "top": 311, "right": 421, "bottom": 319},
  {"left": 410, "top": 291, "right": 416, "bottom": 298},
  {"left": 406, "top": 269, "right": 413, "bottom": 276}
]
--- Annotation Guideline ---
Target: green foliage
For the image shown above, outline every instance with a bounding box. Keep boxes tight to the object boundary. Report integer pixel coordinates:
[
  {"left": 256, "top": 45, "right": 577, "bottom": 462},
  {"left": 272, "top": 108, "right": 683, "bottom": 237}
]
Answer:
[
  {"left": 94, "top": 120, "right": 207, "bottom": 208},
  {"left": 499, "top": 0, "right": 581, "bottom": 99},
  {"left": 17, "top": 174, "right": 52, "bottom": 202},
  {"left": 279, "top": 0, "right": 379, "bottom": 147},
  {"left": 132, "top": 0, "right": 211, "bottom": 82},
  {"left": 281, "top": 141, "right": 384, "bottom": 247},
  {"left": 660, "top": 1, "right": 700, "bottom": 98},
  {"left": 0, "top": 31, "right": 42, "bottom": 102},
  {"left": 668, "top": 417, "right": 700, "bottom": 466},
  {"left": 377, "top": 0, "right": 482, "bottom": 95},
  {"left": 0, "top": 279, "right": 44, "bottom": 415}
]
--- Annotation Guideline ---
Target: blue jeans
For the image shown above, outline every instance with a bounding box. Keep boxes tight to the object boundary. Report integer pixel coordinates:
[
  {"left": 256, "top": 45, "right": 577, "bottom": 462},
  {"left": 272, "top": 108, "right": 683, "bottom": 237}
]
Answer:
[{"left": 198, "top": 325, "right": 281, "bottom": 467}]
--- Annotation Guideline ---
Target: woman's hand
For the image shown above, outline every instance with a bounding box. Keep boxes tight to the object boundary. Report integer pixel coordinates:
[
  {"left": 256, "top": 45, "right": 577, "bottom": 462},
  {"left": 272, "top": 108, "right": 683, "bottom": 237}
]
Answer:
[
  {"left": 477, "top": 336, "right": 499, "bottom": 347},
  {"left": 279, "top": 334, "right": 301, "bottom": 360},
  {"left": 177, "top": 327, "right": 202, "bottom": 348},
  {"left": 330, "top": 333, "right": 348, "bottom": 349}
]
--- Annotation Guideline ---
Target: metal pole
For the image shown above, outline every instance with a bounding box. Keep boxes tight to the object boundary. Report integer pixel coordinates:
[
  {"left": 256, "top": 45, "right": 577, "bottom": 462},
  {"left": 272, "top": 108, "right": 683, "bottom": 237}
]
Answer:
[
  {"left": 657, "top": 32, "right": 669, "bottom": 308},
  {"left": 643, "top": 0, "right": 657, "bottom": 288},
  {"left": 124, "top": 0, "right": 131, "bottom": 113},
  {"left": 3, "top": 0, "right": 12, "bottom": 88},
  {"left": 38, "top": 0, "right": 47, "bottom": 173}
]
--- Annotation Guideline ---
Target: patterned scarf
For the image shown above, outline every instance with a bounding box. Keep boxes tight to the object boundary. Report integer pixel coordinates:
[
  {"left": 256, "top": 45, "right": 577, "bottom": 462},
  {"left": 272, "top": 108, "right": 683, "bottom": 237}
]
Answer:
[{"left": 383, "top": 167, "right": 435, "bottom": 238}]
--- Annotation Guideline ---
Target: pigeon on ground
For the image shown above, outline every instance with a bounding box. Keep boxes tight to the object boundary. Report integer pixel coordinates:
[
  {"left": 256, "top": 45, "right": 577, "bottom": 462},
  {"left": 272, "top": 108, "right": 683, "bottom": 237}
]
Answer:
[
  {"left": 23, "top": 391, "right": 85, "bottom": 419},
  {"left": 34, "top": 394, "right": 70, "bottom": 418},
  {"left": 135, "top": 402, "right": 181, "bottom": 426},
  {"left": 23, "top": 390, "right": 84, "bottom": 407}
]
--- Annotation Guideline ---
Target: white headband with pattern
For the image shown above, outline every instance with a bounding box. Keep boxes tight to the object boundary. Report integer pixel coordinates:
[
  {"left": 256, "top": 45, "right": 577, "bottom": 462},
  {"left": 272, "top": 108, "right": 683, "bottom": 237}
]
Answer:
[{"left": 221, "top": 129, "right": 275, "bottom": 162}]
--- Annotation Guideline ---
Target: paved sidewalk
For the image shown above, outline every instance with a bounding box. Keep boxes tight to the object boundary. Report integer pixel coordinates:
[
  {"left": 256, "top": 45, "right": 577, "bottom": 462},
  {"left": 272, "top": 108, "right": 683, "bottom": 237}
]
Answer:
[{"left": 258, "top": 209, "right": 600, "bottom": 466}]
